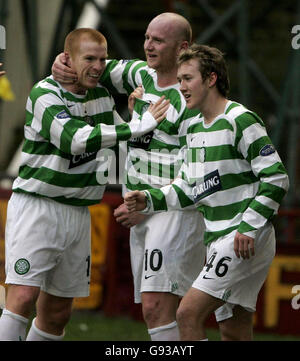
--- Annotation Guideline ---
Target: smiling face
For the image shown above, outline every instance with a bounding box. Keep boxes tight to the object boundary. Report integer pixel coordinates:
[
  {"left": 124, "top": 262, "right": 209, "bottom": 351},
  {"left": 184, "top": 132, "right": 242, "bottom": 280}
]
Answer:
[
  {"left": 177, "top": 59, "right": 211, "bottom": 110},
  {"left": 67, "top": 38, "right": 107, "bottom": 93},
  {"left": 64, "top": 29, "right": 108, "bottom": 94},
  {"left": 143, "top": 14, "right": 190, "bottom": 75},
  {"left": 144, "top": 21, "right": 180, "bottom": 74}
]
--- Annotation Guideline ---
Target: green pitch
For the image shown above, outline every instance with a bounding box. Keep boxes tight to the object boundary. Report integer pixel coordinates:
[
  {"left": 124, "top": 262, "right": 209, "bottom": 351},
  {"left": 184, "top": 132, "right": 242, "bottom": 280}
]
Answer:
[{"left": 63, "top": 310, "right": 300, "bottom": 341}]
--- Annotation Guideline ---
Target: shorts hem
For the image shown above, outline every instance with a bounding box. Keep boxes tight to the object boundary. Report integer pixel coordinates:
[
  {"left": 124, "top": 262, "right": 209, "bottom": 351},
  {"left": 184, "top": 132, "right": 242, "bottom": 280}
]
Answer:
[
  {"left": 5, "top": 280, "right": 89, "bottom": 298},
  {"left": 215, "top": 310, "right": 233, "bottom": 322},
  {"left": 134, "top": 287, "right": 185, "bottom": 304},
  {"left": 140, "top": 287, "right": 185, "bottom": 298},
  {"left": 41, "top": 286, "right": 89, "bottom": 298},
  {"left": 5, "top": 279, "right": 42, "bottom": 288}
]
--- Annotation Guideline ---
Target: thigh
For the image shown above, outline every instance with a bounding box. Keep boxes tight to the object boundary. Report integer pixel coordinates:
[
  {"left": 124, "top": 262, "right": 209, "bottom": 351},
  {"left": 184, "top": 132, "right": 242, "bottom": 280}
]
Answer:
[
  {"left": 218, "top": 305, "right": 253, "bottom": 341},
  {"left": 5, "top": 193, "right": 64, "bottom": 287},
  {"left": 129, "top": 222, "right": 147, "bottom": 303},
  {"left": 178, "top": 287, "right": 224, "bottom": 323},
  {"left": 193, "top": 224, "right": 276, "bottom": 312},
  {"left": 140, "top": 210, "right": 205, "bottom": 298},
  {"left": 43, "top": 206, "right": 91, "bottom": 298}
]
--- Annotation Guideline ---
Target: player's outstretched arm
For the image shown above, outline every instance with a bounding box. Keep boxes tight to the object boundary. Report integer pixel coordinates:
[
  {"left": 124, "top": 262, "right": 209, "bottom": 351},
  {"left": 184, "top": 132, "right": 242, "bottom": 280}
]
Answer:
[
  {"left": 124, "top": 190, "right": 147, "bottom": 212},
  {"left": 126, "top": 95, "right": 169, "bottom": 139}
]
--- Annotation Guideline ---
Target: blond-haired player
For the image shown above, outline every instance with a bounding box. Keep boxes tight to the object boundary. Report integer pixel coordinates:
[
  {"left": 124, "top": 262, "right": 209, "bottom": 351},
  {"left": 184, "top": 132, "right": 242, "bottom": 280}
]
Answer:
[{"left": 0, "top": 28, "right": 168, "bottom": 341}]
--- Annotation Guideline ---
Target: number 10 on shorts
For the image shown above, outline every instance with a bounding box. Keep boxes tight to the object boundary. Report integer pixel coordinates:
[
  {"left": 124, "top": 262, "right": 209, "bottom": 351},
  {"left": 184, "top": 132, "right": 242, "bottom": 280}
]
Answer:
[{"left": 145, "top": 249, "right": 163, "bottom": 272}]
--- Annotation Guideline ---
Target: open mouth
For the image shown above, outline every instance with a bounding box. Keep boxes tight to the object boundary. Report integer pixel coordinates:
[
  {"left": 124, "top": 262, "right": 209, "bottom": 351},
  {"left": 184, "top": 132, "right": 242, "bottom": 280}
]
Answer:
[
  {"left": 88, "top": 73, "right": 100, "bottom": 79},
  {"left": 147, "top": 54, "right": 157, "bottom": 60}
]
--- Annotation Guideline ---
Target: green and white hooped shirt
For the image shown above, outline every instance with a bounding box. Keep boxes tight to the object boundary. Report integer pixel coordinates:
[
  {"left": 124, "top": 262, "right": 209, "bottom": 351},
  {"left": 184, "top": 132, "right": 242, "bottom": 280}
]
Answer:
[
  {"left": 12, "top": 75, "right": 157, "bottom": 206},
  {"left": 142, "top": 101, "right": 289, "bottom": 245},
  {"left": 101, "top": 59, "right": 199, "bottom": 191}
]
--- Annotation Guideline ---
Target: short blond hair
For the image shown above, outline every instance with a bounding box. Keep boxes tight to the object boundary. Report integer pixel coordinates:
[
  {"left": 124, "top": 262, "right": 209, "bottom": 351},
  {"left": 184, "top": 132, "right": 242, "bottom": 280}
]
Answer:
[{"left": 64, "top": 28, "right": 107, "bottom": 57}]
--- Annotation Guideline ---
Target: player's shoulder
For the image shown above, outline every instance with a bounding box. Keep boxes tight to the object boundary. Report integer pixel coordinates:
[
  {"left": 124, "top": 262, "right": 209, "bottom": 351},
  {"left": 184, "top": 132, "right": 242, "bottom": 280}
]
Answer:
[
  {"left": 32, "top": 75, "right": 59, "bottom": 92},
  {"left": 226, "top": 100, "right": 264, "bottom": 129},
  {"left": 106, "top": 58, "right": 147, "bottom": 71},
  {"left": 29, "top": 75, "right": 61, "bottom": 103}
]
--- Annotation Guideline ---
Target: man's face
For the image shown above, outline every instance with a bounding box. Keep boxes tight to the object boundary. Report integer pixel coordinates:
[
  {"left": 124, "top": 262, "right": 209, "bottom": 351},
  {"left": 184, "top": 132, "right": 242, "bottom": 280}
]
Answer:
[
  {"left": 69, "top": 40, "right": 107, "bottom": 92},
  {"left": 144, "top": 19, "right": 181, "bottom": 73},
  {"left": 177, "top": 59, "right": 209, "bottom": 110}
]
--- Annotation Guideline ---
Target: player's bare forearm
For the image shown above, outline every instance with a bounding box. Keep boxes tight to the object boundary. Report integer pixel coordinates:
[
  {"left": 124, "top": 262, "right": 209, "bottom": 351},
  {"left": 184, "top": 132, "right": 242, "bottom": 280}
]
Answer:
[
  {"left": 233, "top": 231, "right": 255, "bottom": 259},
  {"left": 124, "top": 190, "right": 147, "bottom": 212}
]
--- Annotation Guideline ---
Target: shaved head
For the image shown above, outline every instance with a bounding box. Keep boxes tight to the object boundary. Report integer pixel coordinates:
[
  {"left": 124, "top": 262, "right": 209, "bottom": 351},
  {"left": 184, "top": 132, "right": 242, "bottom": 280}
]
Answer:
[
  {"left": 144, "top": 12, "right": 192, "bottom": 81},
  {"left": 149, "top": 12, "right": 192, "bottom": 44}
]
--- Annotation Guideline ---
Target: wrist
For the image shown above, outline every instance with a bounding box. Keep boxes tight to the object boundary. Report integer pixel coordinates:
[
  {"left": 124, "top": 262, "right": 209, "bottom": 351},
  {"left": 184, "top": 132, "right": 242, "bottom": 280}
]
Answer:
[{"left": 140, "top": 191, "right": 151, "bottom": 213}]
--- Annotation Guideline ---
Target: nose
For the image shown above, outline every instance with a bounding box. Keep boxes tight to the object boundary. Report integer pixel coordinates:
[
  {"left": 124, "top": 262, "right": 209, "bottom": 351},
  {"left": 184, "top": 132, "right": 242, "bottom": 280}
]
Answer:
[
  {"left": 144, "top": 38, "right": 153, "bottom": 51},
  {"left": 94, "top": 60, "right": 105, "bottom": 73},
  {"left": 179, "top": 80, "right": 186, "bottom": 92}
]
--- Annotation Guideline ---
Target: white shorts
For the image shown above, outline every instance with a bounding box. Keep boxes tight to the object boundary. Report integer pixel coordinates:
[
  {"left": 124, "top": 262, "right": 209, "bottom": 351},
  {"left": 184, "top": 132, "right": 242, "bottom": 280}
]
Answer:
[
  {"left": 130, "top": 210, "right": 206, "bottom": 303},
  {"left": 192, "top": 223, "right": 276, "bottom": 319},
  {"left": 5, "top": 193, "right": 91, "bottom": 298}
]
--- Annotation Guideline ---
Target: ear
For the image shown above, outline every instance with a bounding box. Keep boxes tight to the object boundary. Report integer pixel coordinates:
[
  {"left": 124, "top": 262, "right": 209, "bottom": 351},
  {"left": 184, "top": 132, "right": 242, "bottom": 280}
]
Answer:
[
  {"left": 208, "top": 72, "right": 217, "bottom": 88},
  {"left": 180, "top": 40, "right": 189, "bottom": 51},
  {"left": 64, "top": 52, "right": 72, "bottom": 67},
  {"left": 177, "top": 41, "right": 189, "bottom": 58}
]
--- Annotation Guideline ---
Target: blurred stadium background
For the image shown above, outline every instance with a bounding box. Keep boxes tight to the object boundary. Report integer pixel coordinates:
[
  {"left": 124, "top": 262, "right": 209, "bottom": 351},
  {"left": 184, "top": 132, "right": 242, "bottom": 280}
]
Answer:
[{"left": 0, "top": 0, "right": 299, "bottom": 340}]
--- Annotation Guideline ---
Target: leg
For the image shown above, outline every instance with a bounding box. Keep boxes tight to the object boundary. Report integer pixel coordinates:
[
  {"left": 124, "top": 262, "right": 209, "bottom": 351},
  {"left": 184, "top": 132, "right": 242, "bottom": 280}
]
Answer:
[
  {"left": 34, "top": 291, "right": 73, "bottom": 336},
  {"left": 142, "top": 291, "right": 179, "bottom": 327},
  {"left": 176, "top": 287, "right": 224, "bottom": 340},
  {"left": 0, "top": 284, "right": 40, "bottom": 340},
  {"left": 218, "top": 305, "right": 253, "bottom": 341},
  {"left": 4, "top": 284, "right": 40, "bottom": 318},
  {"left": 142, "top": 291, "right": 180, "bottom": 340}
]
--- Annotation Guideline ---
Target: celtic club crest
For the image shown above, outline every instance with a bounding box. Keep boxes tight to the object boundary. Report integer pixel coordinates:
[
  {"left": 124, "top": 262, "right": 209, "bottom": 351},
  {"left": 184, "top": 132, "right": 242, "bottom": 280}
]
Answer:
[{"left": 14, "top": 258, "right": 30, "bottom": 275}]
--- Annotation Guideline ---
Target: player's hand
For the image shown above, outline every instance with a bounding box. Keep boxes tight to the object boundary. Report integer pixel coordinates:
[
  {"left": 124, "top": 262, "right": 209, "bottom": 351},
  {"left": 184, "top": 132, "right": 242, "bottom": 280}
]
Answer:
[
  {"left": 52, "top": 53, "right": 77, "bottom": 83},
  {"left": 148, "top": 96, "right": 170, "bottom": 124},
  {"left": 0, "top": 63, "right": 5, "bottom": 77},
  {"left": 128, "top": 86, "right": 143, "bottom": 116},
  {"left": 233, "top": 232, "right": 255, "bottom": 259},
  {"left": 124, "top": 190, "right": 147, "bottom": 212},
  {"left": 114, "top": 202, "right": 146, "bottom": 228}
]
